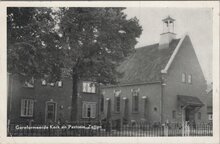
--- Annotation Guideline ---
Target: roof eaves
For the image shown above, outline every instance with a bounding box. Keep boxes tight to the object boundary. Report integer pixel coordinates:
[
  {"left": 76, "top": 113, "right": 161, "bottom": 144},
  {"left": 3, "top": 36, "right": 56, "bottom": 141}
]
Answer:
[{"left": 161, "top": 33, "right": 188, "bottom": 74}]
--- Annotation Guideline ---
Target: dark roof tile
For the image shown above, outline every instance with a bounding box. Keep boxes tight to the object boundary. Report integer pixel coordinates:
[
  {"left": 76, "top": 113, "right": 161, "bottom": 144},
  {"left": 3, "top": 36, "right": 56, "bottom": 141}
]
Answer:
[{"left": 117, "top": 39, "right": 180, "bottom": 84}]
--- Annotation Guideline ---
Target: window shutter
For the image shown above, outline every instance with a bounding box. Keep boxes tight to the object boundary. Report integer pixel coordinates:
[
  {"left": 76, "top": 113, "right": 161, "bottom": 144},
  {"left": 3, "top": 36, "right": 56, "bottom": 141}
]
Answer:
[
  {"left": 82, "top": 102, "right": 87, "bottom": 118},
  {"left": 91, "top": 103, "right": 96, "bottom": 118},
  {"left": 21, "top": 99, "right": 25, "bottom": 116}
]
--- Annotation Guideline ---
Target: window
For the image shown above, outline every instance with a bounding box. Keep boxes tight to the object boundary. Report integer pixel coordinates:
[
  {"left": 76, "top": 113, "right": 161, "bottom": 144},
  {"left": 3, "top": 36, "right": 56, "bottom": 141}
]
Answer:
[
  {"left": 82, "top": 102, "right": 96, "bottom": 118},
  {"left": 82, "top": 82, "right": 96, "bottom": 93},
  {"left": 172, "top": 110, "right": 176, "bottom": 119},
  {"left": 181, "top": 73, "right": 186, "bottom": 83},
  {"left": 24, "top": 77, "right": 34, "bottom": 88},
  {"left": 198, "top": 112, "right": 201, "bottom": 120},
  {"left": 188, "top": 74, "right": 192, "bottom": 84},
  {"left": 132, "top": 89, "right": 139, "bottom": 112},
  {"left": 58, "top": 81, "right": 63, "bottom": 87},
  {"left": 21, "top": 99, "right": 34, "bottom": 117},
  {"left": 114, "top": 90, "right": 121, "bottom": 112},
  {"left": 41, "top": 80, "right": 46, "bottom": 86},
  {"left": 100, "top": 95, "right": 104, "bottom": 112},
  {"left": 50, "top": 83, "right": 55, "bottom": 87}
]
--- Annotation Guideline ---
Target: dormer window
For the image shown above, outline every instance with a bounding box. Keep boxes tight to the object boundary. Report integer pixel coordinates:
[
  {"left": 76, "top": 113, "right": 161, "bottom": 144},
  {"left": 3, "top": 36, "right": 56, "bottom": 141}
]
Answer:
[
  {"left": 82, "top": 81, "right": 96, "bottom": 93},
  {"left": 181, "top": 73, "right": 186, "bottom": 83}
]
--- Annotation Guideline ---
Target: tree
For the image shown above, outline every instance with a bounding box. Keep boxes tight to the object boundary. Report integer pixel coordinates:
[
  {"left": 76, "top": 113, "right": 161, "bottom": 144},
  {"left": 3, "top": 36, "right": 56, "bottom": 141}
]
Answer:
[
  {"left": 59, "top": 8, "right": 142, "bottom": 120},
  {"left": 7, "top": 7, "right": 142, "bottom": 121},
  {"left": 7, "top": 7, "right": 62, "bottom": 82}
]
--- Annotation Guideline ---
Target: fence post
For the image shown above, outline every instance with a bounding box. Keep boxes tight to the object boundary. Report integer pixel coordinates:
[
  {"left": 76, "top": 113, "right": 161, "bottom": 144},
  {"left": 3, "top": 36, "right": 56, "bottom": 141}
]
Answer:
[{"left": 163, "top": 123, "right": 168, "bottom": 136}]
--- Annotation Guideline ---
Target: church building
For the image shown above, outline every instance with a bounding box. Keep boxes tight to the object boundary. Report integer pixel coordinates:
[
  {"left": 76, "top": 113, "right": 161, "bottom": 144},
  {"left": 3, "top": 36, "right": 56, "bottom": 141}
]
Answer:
[{"left": 101, "top": 16, "right": 209, "bottom": 125}]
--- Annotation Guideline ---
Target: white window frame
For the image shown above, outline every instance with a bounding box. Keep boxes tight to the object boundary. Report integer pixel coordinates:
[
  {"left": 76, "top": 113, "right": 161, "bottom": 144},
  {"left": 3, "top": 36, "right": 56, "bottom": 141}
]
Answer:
[
  {"left": 82, "top": 81, "right": 96, "bottom": 93},
  {"left": 21, "top": 99, "right": 34, "bottom": 117},
  {"left": 82, "top": 101, "right": 96, "bottom": 118}
]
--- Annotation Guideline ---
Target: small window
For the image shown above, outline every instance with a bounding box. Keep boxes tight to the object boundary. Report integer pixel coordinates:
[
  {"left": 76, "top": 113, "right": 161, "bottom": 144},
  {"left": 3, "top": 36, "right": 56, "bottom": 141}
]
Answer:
[
  {"left": 21, "top": 99, "right": 34, "bottom": 117},
  {"left": 58, "top": 81, "right": 63, "bottom": 87},
  {"left": 24, "top": 77, "right": 35, "bottom": 88},
  {"left": 82, "top": 82, "right": 96, "bottom": 93},
  {"left": 154, "top": 107, "right": 157, "bottom": 111},
  {"left": 181, "top": 73, "right": 186, "bottom": 83},
  {"left": 114, "top": 90, "right": 121, "bottom": 112},
  {"left": 172, "top": 110, "right": 176, "bottom": 119},
  {"left": 42, "top": 80, "right": 46, "bottom": 86},
  {"left": 132, "top": 89, "right": 139, "bottom": 112},
  {"left": 198, "top": 112, "right": 201, "bottom": 120},
  {"left": 82, "top": 102, "right": 96, "bottom": 118},
  {"left": 188, "top": 74, "right": 192, "bottom": 84}
]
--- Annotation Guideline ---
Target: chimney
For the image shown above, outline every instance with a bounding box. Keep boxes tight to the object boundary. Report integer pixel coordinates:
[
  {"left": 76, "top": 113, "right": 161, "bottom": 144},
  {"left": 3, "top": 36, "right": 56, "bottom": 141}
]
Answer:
[{"left": 159, "top": 16, "right": 176, "bottom": 50}]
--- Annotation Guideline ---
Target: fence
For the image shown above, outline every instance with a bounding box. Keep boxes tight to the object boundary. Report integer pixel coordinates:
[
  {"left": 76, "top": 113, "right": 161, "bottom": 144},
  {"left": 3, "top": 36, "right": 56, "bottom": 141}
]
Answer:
[{"left": 8, "top": 121, "right": 213, "bottom": 137}]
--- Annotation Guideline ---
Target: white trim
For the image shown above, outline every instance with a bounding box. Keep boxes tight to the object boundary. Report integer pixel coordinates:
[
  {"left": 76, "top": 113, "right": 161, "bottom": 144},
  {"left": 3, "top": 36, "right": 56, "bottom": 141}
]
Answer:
[{"left": 161, "top": 33, "right": 188, "bottom": 74}]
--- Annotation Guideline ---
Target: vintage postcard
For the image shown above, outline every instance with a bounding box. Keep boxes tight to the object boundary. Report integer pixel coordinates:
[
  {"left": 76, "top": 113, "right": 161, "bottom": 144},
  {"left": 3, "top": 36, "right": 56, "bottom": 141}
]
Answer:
[{"left": 0, "top": 1, "right": 219, "bottom": 144}]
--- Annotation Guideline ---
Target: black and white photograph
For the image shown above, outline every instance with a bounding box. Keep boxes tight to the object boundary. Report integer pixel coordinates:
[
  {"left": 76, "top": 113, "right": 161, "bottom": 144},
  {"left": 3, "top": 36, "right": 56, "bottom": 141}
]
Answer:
[{"left": 1, "top": 1, "right": 219, "bottom": 143}]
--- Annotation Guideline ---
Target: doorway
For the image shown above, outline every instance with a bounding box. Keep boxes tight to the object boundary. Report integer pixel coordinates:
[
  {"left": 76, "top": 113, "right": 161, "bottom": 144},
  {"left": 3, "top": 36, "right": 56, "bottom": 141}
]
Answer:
[
  {"left": 185, "top": 107, "right": 195, "bottom": 124},
  {"left": 45, "top": 102, "right": 56, "bottom": 123}
]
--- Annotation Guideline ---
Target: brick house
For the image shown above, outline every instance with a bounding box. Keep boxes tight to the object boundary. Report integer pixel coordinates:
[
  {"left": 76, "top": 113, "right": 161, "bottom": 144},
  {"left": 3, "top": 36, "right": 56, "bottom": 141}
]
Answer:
[
  {"left": 7, "top": 73, "right": 101, "bottom": 125},
  {"left": 101, "top": 16, "right": 209, "bottom": 125}
]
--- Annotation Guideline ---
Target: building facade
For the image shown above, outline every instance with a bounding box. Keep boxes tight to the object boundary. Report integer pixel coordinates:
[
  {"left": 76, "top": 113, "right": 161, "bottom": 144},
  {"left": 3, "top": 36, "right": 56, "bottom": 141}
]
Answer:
[
  {"left": 7, "top": 74, "right": 101, "bottom": 125},
  {"left": 101, "top": 16, "right": 209, "bottom": 125}
]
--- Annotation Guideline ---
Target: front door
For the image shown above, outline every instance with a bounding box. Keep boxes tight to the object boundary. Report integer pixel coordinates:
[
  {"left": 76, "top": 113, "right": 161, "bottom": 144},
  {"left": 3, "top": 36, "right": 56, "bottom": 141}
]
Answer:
[
  {"left": 185, "top": 107, "right": 195, "bottom": 124},
  {"left": 46, "top": 102, "right": 56, "bottom": 123}
]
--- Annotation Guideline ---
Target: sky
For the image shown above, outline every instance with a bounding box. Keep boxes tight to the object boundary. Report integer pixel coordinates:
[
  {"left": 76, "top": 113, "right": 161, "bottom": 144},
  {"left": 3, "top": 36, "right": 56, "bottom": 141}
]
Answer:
[{"left": 124, "top": 8, "right": 213, "bottom": 84}]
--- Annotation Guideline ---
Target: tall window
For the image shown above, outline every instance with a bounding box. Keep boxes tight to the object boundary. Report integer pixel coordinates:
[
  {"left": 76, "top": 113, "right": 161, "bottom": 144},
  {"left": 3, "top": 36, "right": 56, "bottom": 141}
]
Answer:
[
  {"left": 132, "top": 89, "right": 139, "bottom": 112},
  {"left": 181, "top": 73, "right": 186, "bottom": 83},
  {"left": 82, "top": 82, "right": 96, "bottom": 93},
  {"left": 114, "top": 90, "right": 121, "bottom": 112},
  {"left": 100, "top": 95, "right": 104, "bottom": 112},
  {"left": 188, "top": 74, "right": 192, "bottom": 84},
  {"left": 21, "top": 99, "right": 34, "bottom": 117},
  {"left": 82, "top": 102, "right": 96, "bottom": 118}
]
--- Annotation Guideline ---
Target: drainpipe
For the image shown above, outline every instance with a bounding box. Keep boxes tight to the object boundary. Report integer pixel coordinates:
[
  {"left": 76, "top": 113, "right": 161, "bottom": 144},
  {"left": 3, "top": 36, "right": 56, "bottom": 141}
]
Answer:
[{"left": 160, "top": 74, "right": 166, "bottom": 124}]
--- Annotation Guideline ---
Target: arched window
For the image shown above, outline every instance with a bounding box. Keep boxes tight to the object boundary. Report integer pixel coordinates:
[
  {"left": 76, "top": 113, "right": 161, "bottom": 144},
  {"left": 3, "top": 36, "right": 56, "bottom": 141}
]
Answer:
[{"left": 114, "top": 90, "right": 121, "bottom": 112}]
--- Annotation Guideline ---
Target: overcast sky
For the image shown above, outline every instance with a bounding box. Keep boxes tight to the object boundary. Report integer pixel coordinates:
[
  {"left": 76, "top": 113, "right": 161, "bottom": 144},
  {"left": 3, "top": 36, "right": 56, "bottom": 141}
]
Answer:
[{"left": 124, "top": 8, "right": 212, "bottom": 84}]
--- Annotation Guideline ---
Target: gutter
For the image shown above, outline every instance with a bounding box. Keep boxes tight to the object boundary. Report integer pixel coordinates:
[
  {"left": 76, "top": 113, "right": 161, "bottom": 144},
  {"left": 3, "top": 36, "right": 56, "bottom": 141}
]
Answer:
[{"left": 101, "top": 81, "right": 161, "bottom": 88}]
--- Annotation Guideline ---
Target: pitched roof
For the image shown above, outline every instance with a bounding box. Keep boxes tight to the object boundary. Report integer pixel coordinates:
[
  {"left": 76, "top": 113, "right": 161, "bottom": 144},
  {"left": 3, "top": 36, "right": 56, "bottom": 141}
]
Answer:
[{"left": 116, "top": 38, "right": 180, "bottom": 85}]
